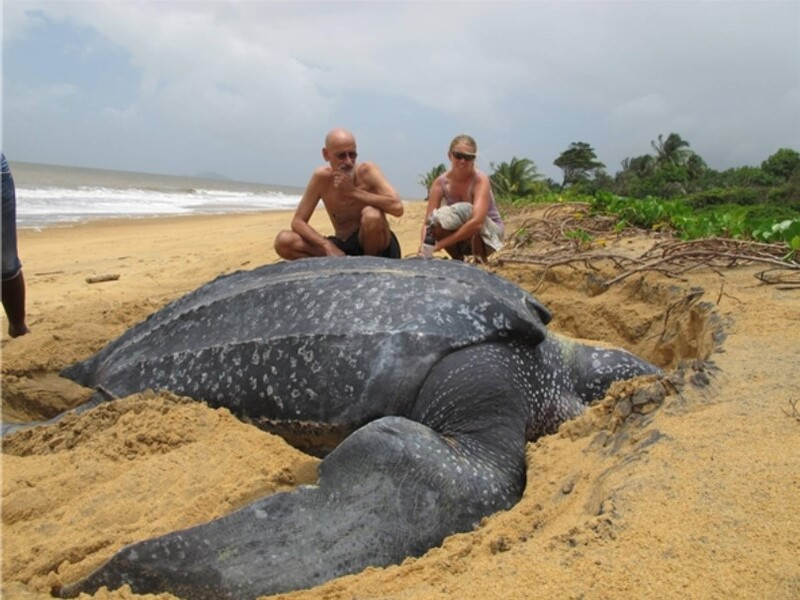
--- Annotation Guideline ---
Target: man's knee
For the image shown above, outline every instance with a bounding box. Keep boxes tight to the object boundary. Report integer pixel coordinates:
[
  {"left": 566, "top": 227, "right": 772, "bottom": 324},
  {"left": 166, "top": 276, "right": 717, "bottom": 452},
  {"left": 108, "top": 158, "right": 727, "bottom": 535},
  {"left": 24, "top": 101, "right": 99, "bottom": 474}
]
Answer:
[
  {"left": 274, "top": 230, "right": 295, "bottom": 258},
  {"left": 360, "top": 207, "right": 388, "bottom": 233},
  {"left": 1, "top": 244, "right": 21, "bottom": 281}
]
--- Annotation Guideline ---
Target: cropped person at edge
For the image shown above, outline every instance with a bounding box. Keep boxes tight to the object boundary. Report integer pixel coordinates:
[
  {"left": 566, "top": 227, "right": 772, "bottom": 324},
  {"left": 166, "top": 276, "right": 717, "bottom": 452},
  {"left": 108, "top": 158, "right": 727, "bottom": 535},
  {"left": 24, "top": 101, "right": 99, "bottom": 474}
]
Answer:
[
  {"left": 1, "top": 152, "right": 30, "bottom": 337},
  {"left": 274, "top": 128, "right": 404, "bottom": 259},
  {"left": 420, "top": 134, "right": 504, "bottom": 263}
]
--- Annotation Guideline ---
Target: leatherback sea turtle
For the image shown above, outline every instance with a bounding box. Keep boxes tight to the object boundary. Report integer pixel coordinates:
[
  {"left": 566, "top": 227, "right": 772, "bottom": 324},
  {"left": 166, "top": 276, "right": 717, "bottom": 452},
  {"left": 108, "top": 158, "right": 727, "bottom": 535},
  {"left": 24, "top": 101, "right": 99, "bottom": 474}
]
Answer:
[{"left": 58, "top": 257, "right": 660, "bottom": 599}]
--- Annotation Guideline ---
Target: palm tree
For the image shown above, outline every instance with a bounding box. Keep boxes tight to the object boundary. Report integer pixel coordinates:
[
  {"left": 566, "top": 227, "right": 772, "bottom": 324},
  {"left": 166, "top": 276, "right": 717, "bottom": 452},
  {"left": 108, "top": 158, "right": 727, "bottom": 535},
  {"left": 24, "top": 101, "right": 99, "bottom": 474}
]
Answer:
[
  {"left": 685, "top": 152, "right": 708, "bottom": 180},
  {"left": 651, "top": 133, "right": 691, "bottom": 166},
  {"left": 553, "top": 142, "right": 605, "bottom": 189},
  {"left": 621, "top": 154, "right": 656, "bottom": 177},
  {"left": 489, "top": 157, "right": 541, "bottom": 198},
  {"left": 418, "top": 164, "right": 446, "bottom": 199}
]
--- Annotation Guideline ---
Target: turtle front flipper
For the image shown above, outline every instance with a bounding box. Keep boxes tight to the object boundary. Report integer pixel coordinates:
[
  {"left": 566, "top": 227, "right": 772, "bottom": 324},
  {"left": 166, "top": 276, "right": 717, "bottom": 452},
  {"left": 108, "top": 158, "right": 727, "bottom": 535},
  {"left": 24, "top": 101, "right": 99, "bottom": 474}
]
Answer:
[
  {"left": 2, "top": 389, "right": 112, "bottom": 437},
  {"left": 59, "top": 345, "right": 530, "bottom": 599}
]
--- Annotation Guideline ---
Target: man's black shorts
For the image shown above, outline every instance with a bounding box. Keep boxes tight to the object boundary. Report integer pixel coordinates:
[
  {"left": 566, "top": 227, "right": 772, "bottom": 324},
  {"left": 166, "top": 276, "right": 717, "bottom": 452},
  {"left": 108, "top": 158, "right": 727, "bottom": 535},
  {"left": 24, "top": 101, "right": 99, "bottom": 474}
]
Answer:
[{"left": 328, "top": 230, "right": 402, "bottom": 259}]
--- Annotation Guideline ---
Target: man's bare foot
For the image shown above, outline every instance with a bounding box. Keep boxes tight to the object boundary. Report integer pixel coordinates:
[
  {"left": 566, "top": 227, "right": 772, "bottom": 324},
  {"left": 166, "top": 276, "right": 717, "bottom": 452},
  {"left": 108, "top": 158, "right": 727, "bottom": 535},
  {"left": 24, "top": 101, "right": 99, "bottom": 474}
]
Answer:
[{"left": 8, "top": 322, "right": 30, "bottom": 338}]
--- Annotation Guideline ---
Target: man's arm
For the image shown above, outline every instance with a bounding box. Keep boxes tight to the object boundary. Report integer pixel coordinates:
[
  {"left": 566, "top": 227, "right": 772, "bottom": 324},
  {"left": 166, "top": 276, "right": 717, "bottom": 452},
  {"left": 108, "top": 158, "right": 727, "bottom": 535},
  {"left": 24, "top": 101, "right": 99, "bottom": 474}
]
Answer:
[
  {"left": 291, "top": 169, "right": 344, "bottom": 256},
  {"left": 333, "top": 162, "right": 404, "bottom": 217}
]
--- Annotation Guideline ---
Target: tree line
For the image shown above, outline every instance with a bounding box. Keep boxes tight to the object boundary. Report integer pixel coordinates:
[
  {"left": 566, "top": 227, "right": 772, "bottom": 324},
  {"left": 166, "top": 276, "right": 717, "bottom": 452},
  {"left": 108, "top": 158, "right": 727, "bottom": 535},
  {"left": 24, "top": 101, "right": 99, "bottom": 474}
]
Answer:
[
  {"left": 419, "top": 133, "right": 800, "bottom": 251},
  {"left": 420, "top": 133, "right": 800, "bottom": 212}
]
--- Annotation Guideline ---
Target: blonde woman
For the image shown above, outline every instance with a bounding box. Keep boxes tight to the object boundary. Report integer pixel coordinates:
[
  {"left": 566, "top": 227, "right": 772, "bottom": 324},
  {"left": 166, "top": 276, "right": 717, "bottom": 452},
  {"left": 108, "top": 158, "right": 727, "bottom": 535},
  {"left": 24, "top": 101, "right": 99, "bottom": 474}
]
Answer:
[{"left": 420, "top": 135, "right": 504, "bottom": 262}]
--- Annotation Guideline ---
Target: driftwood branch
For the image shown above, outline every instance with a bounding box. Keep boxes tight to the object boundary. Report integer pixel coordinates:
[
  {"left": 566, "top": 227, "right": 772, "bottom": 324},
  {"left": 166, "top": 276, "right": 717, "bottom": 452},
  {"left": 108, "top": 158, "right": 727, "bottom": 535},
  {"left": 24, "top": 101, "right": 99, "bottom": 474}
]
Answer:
[
  {"left": 782, "top": 398, "right": 800, "bottom": 422},
  {"left": 493, "top": 206, "right": 799, "bottom": 290},
  {"left": 85, "top": 274, "right": 121, "bottom": 284}
]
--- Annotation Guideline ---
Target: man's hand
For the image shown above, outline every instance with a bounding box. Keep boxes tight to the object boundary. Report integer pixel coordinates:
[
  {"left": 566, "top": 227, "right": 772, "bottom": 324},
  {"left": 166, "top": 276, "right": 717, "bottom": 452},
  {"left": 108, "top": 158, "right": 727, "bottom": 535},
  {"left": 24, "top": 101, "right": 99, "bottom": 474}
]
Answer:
[
  {"left": 323, "top": 240, "right": 346, "bottom": 257},
  {"left": 332, "top": 170, "right": 356, "bottom": 195}
]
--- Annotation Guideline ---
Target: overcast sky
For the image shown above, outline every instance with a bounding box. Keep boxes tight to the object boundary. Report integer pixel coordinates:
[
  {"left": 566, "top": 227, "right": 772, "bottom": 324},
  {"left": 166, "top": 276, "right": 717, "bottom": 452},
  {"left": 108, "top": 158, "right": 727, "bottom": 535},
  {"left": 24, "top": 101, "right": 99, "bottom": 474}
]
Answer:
[{"left": 3, "top": 1, "right": 799, "bottom": 198}]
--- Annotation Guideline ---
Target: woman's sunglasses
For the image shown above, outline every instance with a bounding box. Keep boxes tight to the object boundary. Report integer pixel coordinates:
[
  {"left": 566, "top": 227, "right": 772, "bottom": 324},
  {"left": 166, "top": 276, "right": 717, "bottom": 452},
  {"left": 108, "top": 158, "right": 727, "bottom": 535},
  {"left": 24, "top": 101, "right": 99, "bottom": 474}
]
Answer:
[{"left": 451, "top": 151, "right": 476, "bottom": 161}]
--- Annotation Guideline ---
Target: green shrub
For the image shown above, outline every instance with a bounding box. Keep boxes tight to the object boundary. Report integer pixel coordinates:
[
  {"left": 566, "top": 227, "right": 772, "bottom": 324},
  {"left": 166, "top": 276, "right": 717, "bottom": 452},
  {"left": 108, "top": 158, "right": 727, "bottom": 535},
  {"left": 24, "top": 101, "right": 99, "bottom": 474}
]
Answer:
[
  {"left": 684, "top": 187, "right": 764, "bottom": 209},
  {"left": 766, "top": 183, "right": 800, "bottom": 211},
  {"left": 590, "top": 192, "right": 689, "bottom": 229},
  {"left": 589, "top": 192, "right": 799, "bottom": 247}
]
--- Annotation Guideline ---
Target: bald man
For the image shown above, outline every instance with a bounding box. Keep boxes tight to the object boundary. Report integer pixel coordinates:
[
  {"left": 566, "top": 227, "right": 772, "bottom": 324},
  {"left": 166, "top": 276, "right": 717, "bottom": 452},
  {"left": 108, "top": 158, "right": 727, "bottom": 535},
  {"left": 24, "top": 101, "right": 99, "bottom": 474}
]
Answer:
[{"left": 274, "top": 129, "right": 404, "bottom": 259}]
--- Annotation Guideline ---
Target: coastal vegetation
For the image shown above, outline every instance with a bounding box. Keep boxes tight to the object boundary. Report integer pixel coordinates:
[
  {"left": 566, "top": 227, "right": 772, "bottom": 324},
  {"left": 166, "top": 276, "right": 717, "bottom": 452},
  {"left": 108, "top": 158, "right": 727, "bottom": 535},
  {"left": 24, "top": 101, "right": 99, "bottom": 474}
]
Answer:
[{"left": 418, "top": 135, "right": 800, "bottom": 254}]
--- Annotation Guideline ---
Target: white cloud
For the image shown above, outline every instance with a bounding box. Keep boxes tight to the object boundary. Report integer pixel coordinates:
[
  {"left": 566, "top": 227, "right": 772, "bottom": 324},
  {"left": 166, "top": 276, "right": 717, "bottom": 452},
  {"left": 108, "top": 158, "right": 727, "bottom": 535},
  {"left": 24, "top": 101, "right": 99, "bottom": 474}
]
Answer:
[
  {"left": 5, "top": 81, "right": 77, "bottom": 114},
  {"left": 608, "top": 94, "right": 671, "bottom": 122},
  {"left": 4, "top": 0, "right": 799, "bottom": 194}
]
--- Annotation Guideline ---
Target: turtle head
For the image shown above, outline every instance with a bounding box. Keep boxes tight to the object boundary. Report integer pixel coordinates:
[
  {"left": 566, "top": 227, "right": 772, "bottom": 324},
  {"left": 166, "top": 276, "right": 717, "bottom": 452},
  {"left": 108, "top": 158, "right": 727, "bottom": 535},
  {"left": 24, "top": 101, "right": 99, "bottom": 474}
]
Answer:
[
  {"left": 570, "top": 342, "right": 663, "bottom": 403},
  {"left": 525, "top": 296, "right": 552, "bottom": 325}
]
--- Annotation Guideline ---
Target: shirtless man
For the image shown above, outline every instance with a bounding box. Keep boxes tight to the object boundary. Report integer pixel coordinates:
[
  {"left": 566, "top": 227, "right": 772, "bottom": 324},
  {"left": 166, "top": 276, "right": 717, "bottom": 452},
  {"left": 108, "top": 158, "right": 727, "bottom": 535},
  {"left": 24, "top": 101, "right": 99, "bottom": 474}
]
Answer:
[{"left": 274, "top": 128, "right": 404, "bottom": 259}]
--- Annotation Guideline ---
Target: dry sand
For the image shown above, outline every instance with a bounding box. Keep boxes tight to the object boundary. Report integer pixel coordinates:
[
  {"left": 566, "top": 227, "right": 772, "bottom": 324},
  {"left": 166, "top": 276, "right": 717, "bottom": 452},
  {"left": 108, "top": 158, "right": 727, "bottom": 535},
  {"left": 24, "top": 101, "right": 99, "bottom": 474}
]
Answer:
[{"left": 2, "top": 202, "right": 798, "bottom": 599}]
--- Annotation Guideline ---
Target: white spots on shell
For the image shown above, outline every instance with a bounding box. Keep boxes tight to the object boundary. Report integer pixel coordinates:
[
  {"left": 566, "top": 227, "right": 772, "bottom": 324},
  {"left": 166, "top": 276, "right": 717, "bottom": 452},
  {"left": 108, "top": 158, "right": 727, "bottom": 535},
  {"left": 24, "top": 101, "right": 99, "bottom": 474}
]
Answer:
[
  {"left": 297, "top": 342, "right": 315, "bottom": 364},
  {"left": 491, "top": 312, "right": 512, "bottom": 330}
]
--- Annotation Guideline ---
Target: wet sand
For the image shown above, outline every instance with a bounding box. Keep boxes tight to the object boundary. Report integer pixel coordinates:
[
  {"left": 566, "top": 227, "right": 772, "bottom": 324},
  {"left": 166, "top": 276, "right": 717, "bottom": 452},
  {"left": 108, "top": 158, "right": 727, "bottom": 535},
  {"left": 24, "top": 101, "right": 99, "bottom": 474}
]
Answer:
[{"left": 2, "top": 202, "right": 798, "bottom": 599}]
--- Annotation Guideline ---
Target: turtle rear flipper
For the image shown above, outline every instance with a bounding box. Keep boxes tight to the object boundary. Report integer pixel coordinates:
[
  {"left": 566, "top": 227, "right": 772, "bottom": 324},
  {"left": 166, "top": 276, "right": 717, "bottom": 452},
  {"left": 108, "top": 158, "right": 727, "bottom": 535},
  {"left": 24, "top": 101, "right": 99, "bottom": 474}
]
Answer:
[{"left": 59, "top": 345, "right": 530, "bottom": 599}]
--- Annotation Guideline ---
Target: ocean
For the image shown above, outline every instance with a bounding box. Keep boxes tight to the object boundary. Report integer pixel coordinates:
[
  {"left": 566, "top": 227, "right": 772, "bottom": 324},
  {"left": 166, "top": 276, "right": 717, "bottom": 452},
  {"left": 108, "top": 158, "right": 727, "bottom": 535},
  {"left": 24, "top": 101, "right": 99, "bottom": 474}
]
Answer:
[{"left": 8, "top": 161, "right": 304, "bottom": 229}]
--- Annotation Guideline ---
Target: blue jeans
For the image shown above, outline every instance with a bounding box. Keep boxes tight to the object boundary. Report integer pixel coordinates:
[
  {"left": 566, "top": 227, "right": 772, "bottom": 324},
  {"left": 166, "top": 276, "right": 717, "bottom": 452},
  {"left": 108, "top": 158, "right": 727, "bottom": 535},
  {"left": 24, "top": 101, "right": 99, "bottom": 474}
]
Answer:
[{"left": 2, "top": 153, "right": 23, "bottom": 281}]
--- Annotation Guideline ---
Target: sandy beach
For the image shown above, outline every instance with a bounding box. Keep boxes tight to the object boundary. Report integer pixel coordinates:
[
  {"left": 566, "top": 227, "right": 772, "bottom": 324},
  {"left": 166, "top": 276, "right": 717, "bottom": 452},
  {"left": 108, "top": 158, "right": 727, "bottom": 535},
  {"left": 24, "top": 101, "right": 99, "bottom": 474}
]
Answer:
[{"left": 2, "top": 202, "right": 798, "bottom": 599}]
